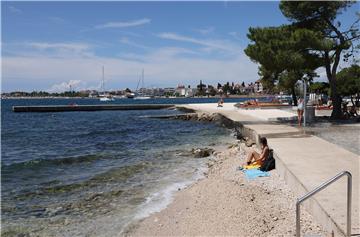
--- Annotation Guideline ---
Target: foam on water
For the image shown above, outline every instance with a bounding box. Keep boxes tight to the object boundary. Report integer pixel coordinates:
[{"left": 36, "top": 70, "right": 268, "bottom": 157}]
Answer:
[{"left": 133, "top": 164, "right": 208, "bottom": 221}]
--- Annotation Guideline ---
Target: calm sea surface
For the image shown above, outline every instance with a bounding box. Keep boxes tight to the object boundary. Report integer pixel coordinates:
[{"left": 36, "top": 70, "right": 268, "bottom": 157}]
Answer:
[{"left": 1, "top": 97, "right": 247, "bottom": 236}]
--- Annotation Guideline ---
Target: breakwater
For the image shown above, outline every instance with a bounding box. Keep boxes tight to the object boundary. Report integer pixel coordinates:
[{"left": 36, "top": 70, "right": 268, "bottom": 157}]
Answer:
[{"left": 12, "top": 104, "right": 175, "bottom": 112}]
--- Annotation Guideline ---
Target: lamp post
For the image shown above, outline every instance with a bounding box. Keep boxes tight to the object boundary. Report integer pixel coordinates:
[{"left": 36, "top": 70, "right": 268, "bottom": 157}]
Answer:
[{"left": 303, "top": 79, "right": 307, "bottom": 127}]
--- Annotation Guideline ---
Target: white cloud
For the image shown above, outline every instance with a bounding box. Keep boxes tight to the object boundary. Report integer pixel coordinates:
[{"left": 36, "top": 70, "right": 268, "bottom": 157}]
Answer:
[
  {"left": 95, "top": 18, "right": 151, "bottom": 29},
  {"left": 2, "top": 36, "right": 260, "bottom": 92},
  {"left": 20, "top": 42, "right": 94, "bottom": 58},
  {"left": 119, "top": 37, "right": 151, "bottom": 50},
  {"left": 48, "top": 80, "right": 83, "bottom": 92},
  {"left": 8, "top": 6, "right": 22, "bottom": 14},
  {"left": 157, "top": 32, "right": 242, "bottom": 53},
  {"left": 195, "top": 27, "right": 215, "bottom": 35},
  {"left": 26, "top": 42, "right": 90, "bottom": 51},
  {"left": 2, "top": 45, "right": 259, "bottom": 91}
]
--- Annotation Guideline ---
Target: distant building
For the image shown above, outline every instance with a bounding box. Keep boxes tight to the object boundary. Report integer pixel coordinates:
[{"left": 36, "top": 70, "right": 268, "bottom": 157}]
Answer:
[
  {"left": 245, "top": 83, "right": 255, "bottom": 94},
  {"left": 175, "top": 84, "right": 186, "bottom": 96},
  {"left": 164, "top": 87, "right": 176, "bottom": 96},
  {"left": 234, "top": 83, "right": 245, "bottom": 94},
  {"left": 185, "top": 88, "right": 197, "bottom": 97},
  {"left": 152, "top": 88, "right": 165, "bottom": 97}
]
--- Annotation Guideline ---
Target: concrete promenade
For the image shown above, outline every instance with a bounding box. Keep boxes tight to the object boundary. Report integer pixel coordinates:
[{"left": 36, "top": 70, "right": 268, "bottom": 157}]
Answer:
[{"left": 177, "top": 103, "right": 359, "bottom": 236}]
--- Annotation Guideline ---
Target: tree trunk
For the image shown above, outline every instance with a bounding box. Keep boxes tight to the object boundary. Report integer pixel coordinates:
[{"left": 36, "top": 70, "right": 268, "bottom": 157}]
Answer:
[
  {"left": 350, "top": 96, "right": 355, "bottom": 108},
  {"left": 324, "top": 50, "right": 342, "bottom": 119},
  {"left": 329, "top": 75, "right": 342, "bottom": 119},
  {"left": 291, "top": 86, "right": 297, "bottom": 106}
]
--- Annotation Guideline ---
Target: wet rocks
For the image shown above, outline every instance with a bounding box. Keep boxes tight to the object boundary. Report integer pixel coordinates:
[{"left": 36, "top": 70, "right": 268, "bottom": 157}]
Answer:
[
  {"left": 175, "top": 113, "right": 198, "bottom": 121},
  {"left": 85, "top": 193, "right": 102, "bottom": 201},
  {"left": 238, "top": 136, "right": 256, "bottom": 147},
  {"left": 44, "top": 206, "right": 63, "bottom": 217},
  {"left": 192, "top": 148, "right": 214, "bottom": 158},
  {"left": 174, "top": 112, "right": 236, "bottom": 128},
  {"left": 245, "top": 139, "right": 256, "bottom": 147}
]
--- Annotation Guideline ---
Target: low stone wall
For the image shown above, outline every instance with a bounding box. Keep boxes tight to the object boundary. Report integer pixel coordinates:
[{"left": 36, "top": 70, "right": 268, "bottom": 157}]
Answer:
[{"left": 174, "top": 110, "right": 241, "bottom": 129}]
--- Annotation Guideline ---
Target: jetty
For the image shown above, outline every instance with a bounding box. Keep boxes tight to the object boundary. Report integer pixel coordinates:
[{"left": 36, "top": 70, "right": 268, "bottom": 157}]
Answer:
[
  {"left": 176, "top": 103, "right": 359, "bottom": 236},
  {"left": 12, "top": 104, "right": 175, "bottom": 113}
]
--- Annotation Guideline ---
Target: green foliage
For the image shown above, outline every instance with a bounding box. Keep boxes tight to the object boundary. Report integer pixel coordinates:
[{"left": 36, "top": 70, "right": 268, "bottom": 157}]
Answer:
[
  {"left": 245, "top": 26, "right": 323, "bottom": 73},
  {"left": 278, "top": 71, "right": 301, "bottom": 91},
  {"left": 197, "top": 80, "right": 206, "bottom": 96},
  {"left": 222, "top": 82, "right": 231, "bottom": 94},
  {"left": 258, "top": 66, "right": 277, "bottom": 93},
  {"left": 337, "top": 64, "right": 360, "bottom": 97},
  {"left": 207, "top": 85, "right": 217, "bottom": 96},
  {"left": 6, "top": 90, "right": 89, "bottom": 97},
  {"left": 309, "top": 82, "right": 330, "bottom": 95},
  {"left": 279, "top": 1, "right": 359, "bottom": 68},
  {"left": 245, "top": 25, "right": 322, "bottom": 97},
  {"left": 244, "top": 0, "right": 359, "bottom": 118},
  {"left": 279, "top": 1, "right": 351, "bottom": 23}
]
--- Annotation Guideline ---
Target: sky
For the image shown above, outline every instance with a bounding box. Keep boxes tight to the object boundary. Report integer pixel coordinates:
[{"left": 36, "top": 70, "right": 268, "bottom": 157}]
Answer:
[{"left": 1, "top": 1, "right": 359, "bottom": 92}]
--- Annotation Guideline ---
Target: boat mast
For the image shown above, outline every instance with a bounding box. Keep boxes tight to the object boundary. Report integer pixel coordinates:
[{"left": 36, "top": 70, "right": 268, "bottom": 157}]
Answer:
[
  {"left": 142, "top": 68, "right": 145, "bottom": 89},
  {"left": 102, "top": 66, "right": 105, "bottom": 93}
]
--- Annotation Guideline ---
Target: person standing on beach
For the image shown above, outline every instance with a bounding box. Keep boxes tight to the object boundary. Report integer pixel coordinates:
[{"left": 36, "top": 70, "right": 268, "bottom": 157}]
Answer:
[
  {"left": 297, "top": 98, "right": 304, "bottom": 126},
  {"left": 217, "top": 97, "right": 224, "bottom": 107}
]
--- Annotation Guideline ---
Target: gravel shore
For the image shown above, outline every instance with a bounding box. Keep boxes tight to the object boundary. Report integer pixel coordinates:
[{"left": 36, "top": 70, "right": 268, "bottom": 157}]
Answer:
[{"left": 125, "top": 141, "right": 328, "bottom": 236}]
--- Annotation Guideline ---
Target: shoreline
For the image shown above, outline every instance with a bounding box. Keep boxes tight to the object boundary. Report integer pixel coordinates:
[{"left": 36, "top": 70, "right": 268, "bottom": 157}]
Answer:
[
  {"left": 1, "top": 106, "right": 236, "bottom": 237},
  {"left": 171, "top": 103, "right": 359, "bottom": 236},
  {"left": 125, "top": 140, "right": 327, "bottom": 236},
  {"left": 1, "top": 95, "right": 273, "bottom": 100},
  {"left": 120, "top": 140, "right": 237, "bottom": 236}
]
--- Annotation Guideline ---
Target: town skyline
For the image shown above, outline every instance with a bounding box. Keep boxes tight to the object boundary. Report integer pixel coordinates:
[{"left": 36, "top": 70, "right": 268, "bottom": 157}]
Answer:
[
  {"left": 2, "top": 1, "right": 359, "bottom": 92},
  {"left": 1, "top": 79, "right": 265, "bottom": 97}
]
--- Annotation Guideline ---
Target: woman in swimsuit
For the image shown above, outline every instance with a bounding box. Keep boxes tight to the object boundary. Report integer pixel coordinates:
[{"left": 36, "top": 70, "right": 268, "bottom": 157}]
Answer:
[{"left": 245, "top": 137, "right": 269, "bottom": 167}]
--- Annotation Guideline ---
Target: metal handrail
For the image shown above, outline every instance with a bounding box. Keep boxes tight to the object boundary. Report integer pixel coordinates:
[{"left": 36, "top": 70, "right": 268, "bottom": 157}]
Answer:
[{"left": 296, "top": 171, "right": 352, "bottom": 237}]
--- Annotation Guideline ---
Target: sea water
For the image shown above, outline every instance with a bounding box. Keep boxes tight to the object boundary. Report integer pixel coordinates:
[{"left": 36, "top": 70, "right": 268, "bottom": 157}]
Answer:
[{"left": 1, "top": 98, "right": 245, "bottom": 236}]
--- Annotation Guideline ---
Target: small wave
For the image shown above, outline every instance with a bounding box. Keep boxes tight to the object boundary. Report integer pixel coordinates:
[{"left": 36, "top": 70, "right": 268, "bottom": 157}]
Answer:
[
  {"left": 132, "top": 164, "right": 208, "bottom": 221},
  {"left": 133, "top": 181, "right": 192, "bottom": 221},
  {"left": 13, "top": 162, "right": 150, "bottom": 200},
  {"left": 2, "top": 154, "right": 108, "bottom": 171},
  {"left": 90, "top": 162, "right": 149, "bottom": 183},
  {"left": 77, "top": 128, "right": 137, "bottom": 138}
]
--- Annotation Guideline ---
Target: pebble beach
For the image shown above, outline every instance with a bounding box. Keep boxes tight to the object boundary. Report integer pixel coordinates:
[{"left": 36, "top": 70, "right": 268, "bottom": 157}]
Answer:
[{"left": 126, "top": 141, "right": 328, "bottom": 236}]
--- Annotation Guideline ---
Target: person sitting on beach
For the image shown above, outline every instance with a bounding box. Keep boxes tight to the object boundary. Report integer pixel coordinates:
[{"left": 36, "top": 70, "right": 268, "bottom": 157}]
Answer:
[{"left": 244, "top": 137, "right": 269, "bottom": 167}]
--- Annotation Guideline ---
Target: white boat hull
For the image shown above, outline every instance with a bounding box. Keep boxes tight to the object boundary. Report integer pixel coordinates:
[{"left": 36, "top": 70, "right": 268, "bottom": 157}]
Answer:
[
  {"left": 99, "top": 97, "right": 115, "bottom": 102},
  {"left": 134, "top": 96, "right": 151, "bottom": 100}
]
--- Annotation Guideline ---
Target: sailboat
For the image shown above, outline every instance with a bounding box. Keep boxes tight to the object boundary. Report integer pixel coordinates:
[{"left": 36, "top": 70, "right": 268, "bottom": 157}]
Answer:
[
  {"left": 99, "top": 66, "right": 115, "bottom": 102},
  {"left": 134, "top": 69, "right": 152, "bottom": 100}
]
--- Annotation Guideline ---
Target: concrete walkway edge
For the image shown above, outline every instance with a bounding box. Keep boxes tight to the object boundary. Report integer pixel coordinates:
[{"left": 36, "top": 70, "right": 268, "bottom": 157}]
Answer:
[{"left": 176, "top": 103, "right": 359, "bottom": 236}]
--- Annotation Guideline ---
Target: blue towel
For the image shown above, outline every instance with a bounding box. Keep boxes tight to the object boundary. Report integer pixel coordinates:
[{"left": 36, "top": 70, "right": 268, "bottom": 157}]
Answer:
[{"left": 243, "top": 169, "right": 270, "bottom": 180}]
